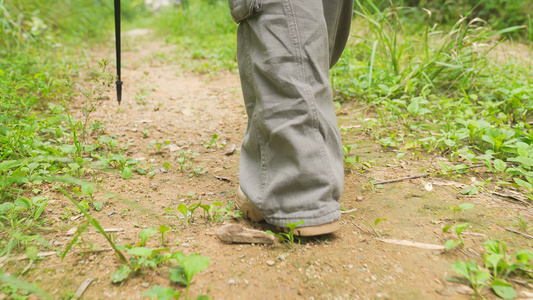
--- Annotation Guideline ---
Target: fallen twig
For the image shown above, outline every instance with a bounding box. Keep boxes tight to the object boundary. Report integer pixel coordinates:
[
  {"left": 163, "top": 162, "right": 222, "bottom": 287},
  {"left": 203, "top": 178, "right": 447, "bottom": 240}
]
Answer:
[
  {"left": 505, "top": 227, "right": 533, "bottom": 239},
  {"left": 373, "top": 174, "right": 429, "bottom": 185},
  {"left": 378, "top": 238, "right": 445, "bottom": 251},
  {"left": 74, "top": 278, "right": 93, "bottom": 298}
]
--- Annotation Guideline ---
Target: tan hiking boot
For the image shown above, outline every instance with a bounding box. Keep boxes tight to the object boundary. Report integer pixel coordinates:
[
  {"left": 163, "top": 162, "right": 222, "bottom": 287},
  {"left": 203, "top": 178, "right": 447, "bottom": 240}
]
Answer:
[
  {"left": 235, "top": 186, "right": 264, "bottom": 222},
  {"left": 283, "top": 220, "right": 340, "bottom": 236},
  {"left": 236, "top": 186, "right": 340, "bottom": 236}
]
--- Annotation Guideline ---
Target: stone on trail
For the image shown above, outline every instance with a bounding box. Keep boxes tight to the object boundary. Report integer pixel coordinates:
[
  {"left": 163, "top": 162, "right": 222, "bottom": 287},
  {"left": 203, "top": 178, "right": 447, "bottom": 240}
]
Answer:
[{"left": 216, "top": 224, "right": 275, "bottom": 244}]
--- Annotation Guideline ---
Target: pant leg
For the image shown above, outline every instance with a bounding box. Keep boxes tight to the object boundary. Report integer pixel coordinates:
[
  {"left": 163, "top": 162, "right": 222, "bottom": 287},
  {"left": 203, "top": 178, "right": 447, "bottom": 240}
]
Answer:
[{"left": 237, "top": 0, "right": 352, "bottom": 227}]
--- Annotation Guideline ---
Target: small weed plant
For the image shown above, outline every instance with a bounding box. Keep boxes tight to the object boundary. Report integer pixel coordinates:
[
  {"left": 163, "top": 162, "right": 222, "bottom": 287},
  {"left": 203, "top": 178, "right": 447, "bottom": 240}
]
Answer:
[{"left": 266, "top": 220, "right": 304, "bottom": 249}]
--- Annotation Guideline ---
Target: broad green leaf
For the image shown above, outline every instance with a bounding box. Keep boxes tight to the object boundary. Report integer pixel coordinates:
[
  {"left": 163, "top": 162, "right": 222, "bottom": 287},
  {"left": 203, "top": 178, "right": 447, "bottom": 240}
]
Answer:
[
  {"left": 81, "top": 183, "right": 94, "bottom": 196},
  {"left": 158, "top": 224, "right": 170, "bottom": 234},
  {"left": 491, "top": 279, "right": 516, "bottom": 299},
  {"left": 60, "top": 144, "right": 77, "bottom": 154},
  {"left": 515, "top": 250, "right": 533, "bottom": 264},
  {"left": 442, "top": 225, "right": 452, "bottom": 233},
  {"left": 182, "top": 254, "right": 210, "bottom": 282},
  {"left": 196, "top": 296, "right": 210, "bottom": 300},
  {"left": 484, "top": 253, "right": 504, "bottom": 270},
  {"left": 177, "top": 204, "right": 188, "bottom": 216},
  {"left": 514, "top": 156, "right": 533, "bottom": 167},
  {"left": 513, "top": 178, "right": 532, "bottom": 190},
  {"left": 126, "top": 247, "right": 153, "bottom": 257},
  {"left": 142, "top": 285, "right": 180, "bottom": 300},
  {"left": 445, "top": 239, "right": 461, "bottom": 251},
  {"left": 93, "top": 201, "right": 103, "bottom": 211},
  {"left": 493, "top": 159, "right": 507, "bottom": 172},
  {"left": 122, "top": 166, "right": 133, "bottom": 179},
  {"left": 169, "top": 266, "right": 188, "bottom": 285},
  {"left": 110, "top": 265, "right": 132, "bottom": 283},
  {"left": 0, "top": 160, "right": 20, "bottom": 172},
  {"left": 140, "top": 227, "right": 157, "bottom": 245},
  {"left": 171, "top": 251, "right": 186, "bottom": 262},
  {"left": 454, "top": 224, "right": 468, "bottom": 235},
  {"left": 474, "top": 271, "right": 491, "bottom": 284},
  {"left": 0, "top": 203, "right": 14, "bottom": 214},
  {"left": 136, "top": 168, "right": 147, "bottom": 175},
  {"left": 162, "top": 162, "right": 172, "bottom": 169},
  {"left": 484, "top": 240, "right": 506, "bottom": 254},
  {"left": 451, "top": 261, "right": 471, "bottom": 279},
  {"left": 15, "top": 197, "right": 31, "bottom": 210}
]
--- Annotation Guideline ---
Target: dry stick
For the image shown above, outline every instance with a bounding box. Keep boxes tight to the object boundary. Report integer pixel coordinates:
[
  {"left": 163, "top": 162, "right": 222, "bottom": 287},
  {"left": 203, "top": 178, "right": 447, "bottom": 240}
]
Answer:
[
  {"left": 373, "top": 173, "right": 429, "bottom": 185},
  {"left": 505, "top": 227, "right": 533, "bottom": 240},
  {"left": 372, "top": 163, "right": 486, "bottom": 185}
]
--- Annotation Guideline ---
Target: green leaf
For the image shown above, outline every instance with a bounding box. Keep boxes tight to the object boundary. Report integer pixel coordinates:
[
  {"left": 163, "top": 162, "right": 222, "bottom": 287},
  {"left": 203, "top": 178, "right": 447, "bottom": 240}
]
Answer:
[
  {"left": 493, "top": 159, "right": 507, "bottom": 172},
  {"left": 169, "top": 266, "right": 188, "bottom": 285},
  {"left": 81, "top": 183, "right": 94, "bottom": 196},
  {"left": 196, "top": 296, "right": 210, "bottom": 300},
  {"left": 177, "top": 204, "right": 189, "bottom": 216},
  {"left": 454, "top": 224, "right": 468, "bottom": 236},
  {"left": 140, "top": 227, "right": 157, "bottom": 246},
  {"left": 60, "top": 144, "right": 77, "bottom": 154},
  {"left": 491, "top": 279, "right": 516, "bottom": 299},
  {"left": 181, "top": 254, "right": 210, "bottom": 283},
  {"left": 122, "top": 166, "right": 133, "bottom": 179},
  {"left": 93, "top": 201, "right": 103, "bottom": 211},
  {"left": 142, "top": 285, "right": 180, "bottom": 300},
  {"left": 514, "top": 178, "right": 532, "bottom": 190},
  {"left": 445, "top": 239, "right": 461, "bottom": 251},
  {"left": 474, "top": 271, "right": 491, "bottom": 285},
  {"left": 442, "top": 225, "right": 452, "bottom": 233},
  {"left": 136, "top": 168, "right": 147, "bottom": 175},
  {"left": 158, "top": 224, "right": 170, "bottom": 234},
  {"left": 110, "top": 265, "right": 132, "bottom": 283},
  {"left": 162, "top": 162, "right": 172, "bottom": 169},
  {"left": 126, "top": 247, "right": 153, "bottom": 257},
  {"left": 374, "top": 218, "right": 386, "bottom": 227},
  {"left": 286, "top": 220, "right": 304, "bottom": 231},
  {"left": 25, "top": 246, "right": 39, "bottom": 261},
  {"left": 514, "top": 156, "right": 533, "bottom": 167},
  {"left": 15, "top": 197, "right": 31, "bottom": 210},
  {"left": 451, "top": 261, "right": 471, "bottom": 279}
]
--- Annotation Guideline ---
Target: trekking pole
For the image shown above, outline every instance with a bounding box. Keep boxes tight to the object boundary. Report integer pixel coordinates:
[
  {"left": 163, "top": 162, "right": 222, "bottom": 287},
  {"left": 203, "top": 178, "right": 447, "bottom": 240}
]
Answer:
[{"left": 114, "top": 0, "right": 122, "bottom": 104}]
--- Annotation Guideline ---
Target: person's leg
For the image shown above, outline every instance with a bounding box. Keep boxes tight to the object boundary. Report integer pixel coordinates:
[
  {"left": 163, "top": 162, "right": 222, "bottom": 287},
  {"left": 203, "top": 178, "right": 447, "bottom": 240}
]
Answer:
[{"left": 236, "top": 0, "right": 352, "bottom": 229}]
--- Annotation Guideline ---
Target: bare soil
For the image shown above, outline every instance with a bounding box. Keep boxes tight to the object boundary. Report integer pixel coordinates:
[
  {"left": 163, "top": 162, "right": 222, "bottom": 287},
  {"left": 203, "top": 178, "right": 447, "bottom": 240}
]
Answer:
[{"left": 2, "top": 34, "right": 532, "bottom": 300}]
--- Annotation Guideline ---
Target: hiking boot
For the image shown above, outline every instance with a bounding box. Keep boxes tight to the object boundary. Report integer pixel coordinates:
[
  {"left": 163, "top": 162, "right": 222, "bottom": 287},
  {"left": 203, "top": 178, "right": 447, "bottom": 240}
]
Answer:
[
  {"left": 236, "top": 186, "right": 340, "bottom": 236},
  {"left": 281, "top": 220, "right": 340, "bottom": 237},
  {"left": 235, "top": 186, "right": 265, "bottom": 222}
]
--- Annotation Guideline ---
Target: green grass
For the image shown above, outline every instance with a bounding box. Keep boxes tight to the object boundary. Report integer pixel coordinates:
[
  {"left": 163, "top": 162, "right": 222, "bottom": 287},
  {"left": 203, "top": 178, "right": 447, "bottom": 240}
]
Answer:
[
  {"left": 330, "top": 1, "right": 533, "bottom": 195},
  {"left": 144, "top": 0, "right": 237, "bottom": 73}
]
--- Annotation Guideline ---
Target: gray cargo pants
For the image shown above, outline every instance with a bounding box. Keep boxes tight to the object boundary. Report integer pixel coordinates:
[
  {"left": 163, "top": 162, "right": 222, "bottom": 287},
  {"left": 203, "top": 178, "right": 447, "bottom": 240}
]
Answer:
[{"left": 231, "top": 0, "right": 353, "bottom": 227}]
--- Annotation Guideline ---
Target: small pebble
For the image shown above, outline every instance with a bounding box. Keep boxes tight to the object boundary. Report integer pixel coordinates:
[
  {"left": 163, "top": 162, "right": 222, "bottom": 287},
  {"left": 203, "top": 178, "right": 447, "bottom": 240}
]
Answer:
[
  {"left": 356, "top": 196, "right": 363, "bottom": 201},
  {"left": 181, "top": 243, "right": 190, "bottom": 248},
  {"left": 266, "top": 260, "right": 275, "bottom": 266},
  {"left": 108, "top": 212, "right": 116, "bottom": 217},
  {"left": 227, "top": 279, "right": 235, "bottom": 285},
  {"left": 141, "top": 282, "right": 149, "bottom": 288}
]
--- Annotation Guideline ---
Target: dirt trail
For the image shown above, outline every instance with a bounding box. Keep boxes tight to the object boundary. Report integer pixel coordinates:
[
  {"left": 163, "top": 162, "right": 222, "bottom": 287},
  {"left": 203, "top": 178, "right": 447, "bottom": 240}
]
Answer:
[{"left": 5, "top": 33, "right": 533, "bottom": 300}]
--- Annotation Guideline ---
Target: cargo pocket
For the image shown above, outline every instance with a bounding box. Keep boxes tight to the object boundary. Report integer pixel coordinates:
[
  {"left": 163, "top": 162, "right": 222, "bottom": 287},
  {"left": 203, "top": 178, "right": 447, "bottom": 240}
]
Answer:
[{"left": 227, "top": 0, "right": 262, "bottom": 24}]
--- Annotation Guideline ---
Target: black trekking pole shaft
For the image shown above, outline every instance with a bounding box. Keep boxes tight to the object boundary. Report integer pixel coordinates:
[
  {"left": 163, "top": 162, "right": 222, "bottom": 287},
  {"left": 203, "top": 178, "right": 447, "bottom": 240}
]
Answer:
[{"left": 114, "top": 0, "right": 122, "bottom": 104}]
